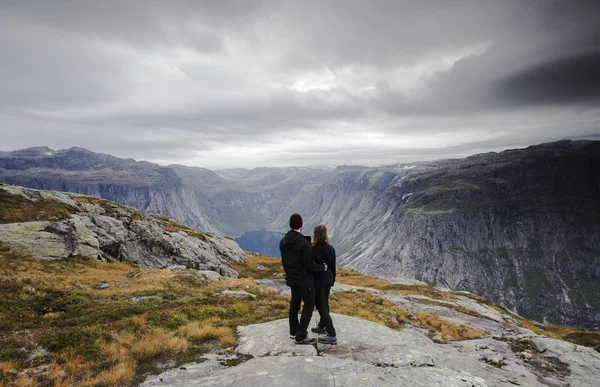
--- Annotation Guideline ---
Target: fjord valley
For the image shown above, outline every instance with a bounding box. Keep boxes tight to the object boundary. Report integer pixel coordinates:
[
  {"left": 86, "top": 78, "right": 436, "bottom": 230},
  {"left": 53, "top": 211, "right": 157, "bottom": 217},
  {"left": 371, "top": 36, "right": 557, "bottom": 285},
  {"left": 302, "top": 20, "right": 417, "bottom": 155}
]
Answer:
[
  {"left": 0, "top": 184, "right": 599, "bottom": 386},
  {"left": 1, "top": 140, "right": 600, "bottom": 331}
]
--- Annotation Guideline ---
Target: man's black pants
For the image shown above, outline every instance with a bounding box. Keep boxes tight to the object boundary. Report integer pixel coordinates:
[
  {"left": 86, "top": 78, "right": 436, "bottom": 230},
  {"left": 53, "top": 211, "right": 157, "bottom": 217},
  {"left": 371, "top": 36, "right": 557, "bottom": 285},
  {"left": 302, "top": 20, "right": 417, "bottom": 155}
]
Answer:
[
  {"left": 315, "top": 286, "right": 336, "bottom": 336},
  {"left": 289, "top": 285, "right": 315, "bottom": 340}
]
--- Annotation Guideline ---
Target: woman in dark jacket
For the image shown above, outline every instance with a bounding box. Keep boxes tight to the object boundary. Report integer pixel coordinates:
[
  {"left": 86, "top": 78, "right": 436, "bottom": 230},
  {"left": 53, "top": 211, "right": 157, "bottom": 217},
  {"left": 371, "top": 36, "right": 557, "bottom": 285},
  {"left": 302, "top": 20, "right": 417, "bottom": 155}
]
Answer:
[{"left": 311, "top": 224, "right": 337, "bottom": 344}]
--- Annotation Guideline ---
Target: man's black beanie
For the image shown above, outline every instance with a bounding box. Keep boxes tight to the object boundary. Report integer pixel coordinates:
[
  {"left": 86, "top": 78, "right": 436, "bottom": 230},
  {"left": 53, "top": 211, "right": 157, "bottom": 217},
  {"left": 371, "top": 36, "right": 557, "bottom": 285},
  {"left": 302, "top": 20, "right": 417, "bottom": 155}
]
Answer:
[{"left": 289, "top": 213, "right": 303, "bottom": 230}]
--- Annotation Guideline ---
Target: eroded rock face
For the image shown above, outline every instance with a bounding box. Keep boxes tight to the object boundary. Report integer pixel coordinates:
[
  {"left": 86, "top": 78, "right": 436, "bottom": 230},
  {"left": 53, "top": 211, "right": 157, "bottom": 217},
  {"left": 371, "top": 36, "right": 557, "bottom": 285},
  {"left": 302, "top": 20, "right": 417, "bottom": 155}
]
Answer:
[
  {"left": 149, "top": 313, "right": 600, "bottom": 387},
  {"left": 0, "top": 185, "right": 243, "bottom": 277}
]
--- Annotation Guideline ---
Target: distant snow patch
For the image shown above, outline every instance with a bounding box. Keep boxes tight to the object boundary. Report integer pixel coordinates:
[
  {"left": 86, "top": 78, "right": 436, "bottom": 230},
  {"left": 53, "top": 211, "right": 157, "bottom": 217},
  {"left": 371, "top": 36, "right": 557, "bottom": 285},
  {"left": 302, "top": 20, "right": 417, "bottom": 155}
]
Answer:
[
  {"left": 403, "top": 165, "right": 416, "bottom": 170},
  {"left": 44, "top": 152, "right": 53, "bottom": 156},
  {"left": 402, "top": 193, "right": 413, "bottom": 200}
]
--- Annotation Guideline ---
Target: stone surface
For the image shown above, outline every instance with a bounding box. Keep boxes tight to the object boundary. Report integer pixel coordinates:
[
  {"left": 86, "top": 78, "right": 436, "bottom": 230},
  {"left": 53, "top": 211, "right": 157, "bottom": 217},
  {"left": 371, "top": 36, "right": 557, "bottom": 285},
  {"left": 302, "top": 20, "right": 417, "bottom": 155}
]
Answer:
[
  {"left": 453, "top": 295, "right": 506, "bottom": 323},
  {"left": 150, "top": 312, "right": 600, "bottom": 387},
  {"left": 168, "top": 265, "right": 188, "bottom": 272},
  {"left": 140, "top": 354, "right": 240, "bottom": 387},
  {"left": 92, "top": 281, "right": 110, "bottom": 289},
  {"left": 198, "top": 270, "right": 223, "bottom": 282}
]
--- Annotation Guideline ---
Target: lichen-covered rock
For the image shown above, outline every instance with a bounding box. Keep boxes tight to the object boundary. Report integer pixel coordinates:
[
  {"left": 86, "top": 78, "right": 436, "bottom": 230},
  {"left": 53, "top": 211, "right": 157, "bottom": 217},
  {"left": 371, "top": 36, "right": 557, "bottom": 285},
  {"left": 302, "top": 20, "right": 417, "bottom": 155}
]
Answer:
[{"left": 0, "top": 221, "right": 75, "bottom": 260}]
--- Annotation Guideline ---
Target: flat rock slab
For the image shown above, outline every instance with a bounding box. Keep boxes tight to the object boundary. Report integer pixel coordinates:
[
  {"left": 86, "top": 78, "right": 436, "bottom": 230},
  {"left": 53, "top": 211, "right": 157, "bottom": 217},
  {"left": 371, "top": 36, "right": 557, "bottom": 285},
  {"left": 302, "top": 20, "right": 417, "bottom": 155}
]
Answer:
[
  {"left": 140, "top": 354, "right": 235, "bottom": 386},
  {"left": 237, "top": 317, "right": 316, "bottom": 357},
  {"left": 146, "top": 310, "right": 600, "bottom": 387},
  {"left": 158, "top": 356, "right": 400, "bottom": 387}
]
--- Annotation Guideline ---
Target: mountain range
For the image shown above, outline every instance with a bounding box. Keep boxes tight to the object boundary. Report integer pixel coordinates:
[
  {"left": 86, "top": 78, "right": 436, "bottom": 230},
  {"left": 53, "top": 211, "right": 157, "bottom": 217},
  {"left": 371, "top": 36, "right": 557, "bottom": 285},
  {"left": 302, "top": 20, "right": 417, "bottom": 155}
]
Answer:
[{"left": 1, "top": 140, "right": 599, "bottom": 329}]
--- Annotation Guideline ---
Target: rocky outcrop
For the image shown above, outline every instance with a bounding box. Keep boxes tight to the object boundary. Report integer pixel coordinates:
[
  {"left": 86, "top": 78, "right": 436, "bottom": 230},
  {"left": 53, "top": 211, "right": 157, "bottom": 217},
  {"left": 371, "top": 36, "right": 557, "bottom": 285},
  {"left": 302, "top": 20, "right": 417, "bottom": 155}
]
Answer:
[
  {"left": 143, "top": 313, "right": 600, "bottom": 386},
  {"left": 0, "top": 184, "right": 243, "bottom": 276}
]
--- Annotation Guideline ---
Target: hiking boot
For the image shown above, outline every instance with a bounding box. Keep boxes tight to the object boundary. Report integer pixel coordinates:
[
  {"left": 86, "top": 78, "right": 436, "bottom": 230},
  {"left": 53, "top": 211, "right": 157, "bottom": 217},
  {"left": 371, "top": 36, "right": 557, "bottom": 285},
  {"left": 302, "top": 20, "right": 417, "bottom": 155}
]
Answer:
[
  {"left": 318, "top": 335, "right": 337, "bottom": 345},
  {"left": 311, "top": 326, "right": 326, "bottom": 334},
  {"left": 294, "top": 337, "right": 317, "bottom": 345},
  {"left": 289, "top": 332, "right": 297, "bottom": 339}
]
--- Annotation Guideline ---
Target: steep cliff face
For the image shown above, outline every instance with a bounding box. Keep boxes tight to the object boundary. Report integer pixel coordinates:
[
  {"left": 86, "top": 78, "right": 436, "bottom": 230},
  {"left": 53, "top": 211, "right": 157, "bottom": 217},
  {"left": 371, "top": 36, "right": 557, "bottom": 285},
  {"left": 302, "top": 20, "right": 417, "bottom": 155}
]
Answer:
[
  {"left": 274, "top": 141, "right": 600, "bottom": 329},
  {"left": 2, "top": 141, "right": 599, "bottom": 328}
]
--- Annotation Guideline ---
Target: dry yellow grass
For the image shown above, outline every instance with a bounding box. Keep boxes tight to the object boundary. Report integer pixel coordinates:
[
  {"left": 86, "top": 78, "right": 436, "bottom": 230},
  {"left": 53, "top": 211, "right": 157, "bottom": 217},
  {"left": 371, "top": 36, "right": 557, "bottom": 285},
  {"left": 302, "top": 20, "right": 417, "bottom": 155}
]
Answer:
[
  {"left": 332, "top": 290, "right": 484, "bottom": 342},
  {"left": 336, "top": 268, "right": 392, "bottom": 289},
  {"left": 47, "top": 362, "right": 67, "bottom": 382},
  {"left": 96, "top": 360, "right": 137, "bottom": 386},
  {"left": 100, "top": 342, "right": 129, "bottom": 363},
  {"left": 15, "top": 374, "right": 32, "bottom": 387},
  {"left": 0, "top": 361, "right": 16, "bottom": 376},
  {"left": 130, "top": 329, "right": 189, "bottom": 361},
  {"left": 0, "top": 252, "right": 175, "bottom": 297},
  {"left": 178, "top": 319, "right": 236, "bottom": 346},
  {"left": 415, "top": 312, "right": 484, "bottom": 342},
  {"left": 54, "top": 352, "right": 93, "bottom": 381},
  {"left": 230, "top": 254, "right": 285, "bottom": 279}
]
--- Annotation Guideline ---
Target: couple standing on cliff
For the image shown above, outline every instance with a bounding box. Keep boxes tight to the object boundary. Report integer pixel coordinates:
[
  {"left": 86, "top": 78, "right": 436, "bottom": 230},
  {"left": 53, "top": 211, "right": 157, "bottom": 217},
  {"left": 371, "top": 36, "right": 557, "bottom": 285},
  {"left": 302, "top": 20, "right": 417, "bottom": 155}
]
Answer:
[{"left": 279, "top": 213, "right": 337, "bottom": 345}]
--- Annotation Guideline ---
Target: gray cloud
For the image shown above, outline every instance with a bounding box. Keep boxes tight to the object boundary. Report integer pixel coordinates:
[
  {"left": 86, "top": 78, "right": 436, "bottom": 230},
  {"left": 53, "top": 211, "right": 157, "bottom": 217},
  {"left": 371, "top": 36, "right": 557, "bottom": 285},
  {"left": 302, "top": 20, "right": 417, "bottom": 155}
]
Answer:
[{"left": 0, "top": 0, "right": 599, "bottom": 168}]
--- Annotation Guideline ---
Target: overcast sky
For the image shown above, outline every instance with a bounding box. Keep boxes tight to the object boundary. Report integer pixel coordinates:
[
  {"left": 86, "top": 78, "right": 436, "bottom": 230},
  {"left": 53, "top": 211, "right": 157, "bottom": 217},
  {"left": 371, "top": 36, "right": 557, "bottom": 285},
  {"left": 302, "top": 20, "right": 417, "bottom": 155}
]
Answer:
[{"left": 1, "top": 1, "right": 599, "bottom": 168}]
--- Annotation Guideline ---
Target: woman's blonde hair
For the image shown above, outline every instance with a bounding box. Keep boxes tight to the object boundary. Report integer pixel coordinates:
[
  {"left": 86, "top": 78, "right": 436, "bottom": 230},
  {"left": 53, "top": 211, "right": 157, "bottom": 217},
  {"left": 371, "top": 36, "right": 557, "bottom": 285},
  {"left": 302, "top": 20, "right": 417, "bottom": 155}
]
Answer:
[{"left": 312, "top": 224, "right": 329, "bottom": 244}]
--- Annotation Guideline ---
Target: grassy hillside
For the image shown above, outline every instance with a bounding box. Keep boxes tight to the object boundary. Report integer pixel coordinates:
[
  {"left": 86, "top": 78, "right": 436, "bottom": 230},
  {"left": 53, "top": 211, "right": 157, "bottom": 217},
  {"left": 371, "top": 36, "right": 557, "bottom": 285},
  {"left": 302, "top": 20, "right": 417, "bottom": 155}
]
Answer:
[{"left": 0, "top": 247, "right": 598, "bottom": 386}]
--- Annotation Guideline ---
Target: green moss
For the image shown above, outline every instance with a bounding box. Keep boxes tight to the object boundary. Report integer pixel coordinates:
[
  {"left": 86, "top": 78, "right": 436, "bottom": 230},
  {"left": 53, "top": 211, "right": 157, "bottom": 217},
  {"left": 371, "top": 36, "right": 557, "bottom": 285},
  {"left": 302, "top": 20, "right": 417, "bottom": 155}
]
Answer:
[{"left": 39, "top": 327, "right": 111, "bottom": 361}]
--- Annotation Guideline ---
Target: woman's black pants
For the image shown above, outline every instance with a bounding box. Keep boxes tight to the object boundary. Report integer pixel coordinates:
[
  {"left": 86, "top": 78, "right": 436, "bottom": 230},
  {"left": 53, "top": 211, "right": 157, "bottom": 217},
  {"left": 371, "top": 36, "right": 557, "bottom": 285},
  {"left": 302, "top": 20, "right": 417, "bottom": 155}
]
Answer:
[{"left": 315, "top": 286, "right": 336, "bottom": 336}]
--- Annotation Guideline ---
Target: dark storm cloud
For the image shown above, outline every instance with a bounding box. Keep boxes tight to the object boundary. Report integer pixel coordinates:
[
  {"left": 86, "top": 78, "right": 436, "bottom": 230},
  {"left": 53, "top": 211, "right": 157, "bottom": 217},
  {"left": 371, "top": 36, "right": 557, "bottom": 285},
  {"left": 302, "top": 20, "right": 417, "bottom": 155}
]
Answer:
[
  {"left": 0, "top": 0, "right": 599, "bottom": 167},
  {"left": 494, "top": 51, "right": 600, "bottom": 106}
]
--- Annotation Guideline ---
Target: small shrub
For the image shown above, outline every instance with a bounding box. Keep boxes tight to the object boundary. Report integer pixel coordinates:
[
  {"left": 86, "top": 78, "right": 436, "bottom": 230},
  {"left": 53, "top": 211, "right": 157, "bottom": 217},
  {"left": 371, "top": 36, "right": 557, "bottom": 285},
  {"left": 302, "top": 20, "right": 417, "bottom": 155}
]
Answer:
[{"left": 100, "top": 342, "right": 128, "bottom": 363}]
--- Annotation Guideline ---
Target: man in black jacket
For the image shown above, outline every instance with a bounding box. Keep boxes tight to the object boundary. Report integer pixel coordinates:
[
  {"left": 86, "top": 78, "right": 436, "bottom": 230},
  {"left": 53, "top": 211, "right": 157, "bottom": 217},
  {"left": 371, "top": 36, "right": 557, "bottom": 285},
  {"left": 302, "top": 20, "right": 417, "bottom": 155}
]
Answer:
[{"left": 280, "top": 213, "right": 326, "bottom": 344}]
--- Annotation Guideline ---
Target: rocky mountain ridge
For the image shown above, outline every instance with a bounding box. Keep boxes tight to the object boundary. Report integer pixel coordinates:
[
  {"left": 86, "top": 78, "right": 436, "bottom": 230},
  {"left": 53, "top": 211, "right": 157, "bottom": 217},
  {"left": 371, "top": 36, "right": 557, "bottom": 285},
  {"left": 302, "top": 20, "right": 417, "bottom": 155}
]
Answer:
[{"left": 0, "top": 184, "right": 243, "bottom": 277}]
